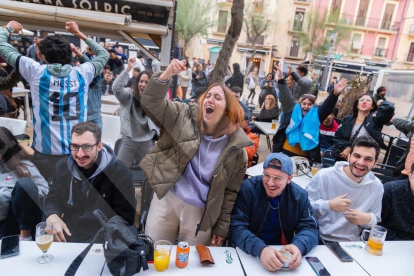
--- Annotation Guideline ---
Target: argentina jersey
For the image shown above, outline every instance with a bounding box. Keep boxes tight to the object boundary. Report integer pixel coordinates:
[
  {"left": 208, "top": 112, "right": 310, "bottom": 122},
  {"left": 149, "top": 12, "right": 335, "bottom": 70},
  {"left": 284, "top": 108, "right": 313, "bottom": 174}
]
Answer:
[{"left": 18, "top": 56, "right": 95, "bottom": 155}]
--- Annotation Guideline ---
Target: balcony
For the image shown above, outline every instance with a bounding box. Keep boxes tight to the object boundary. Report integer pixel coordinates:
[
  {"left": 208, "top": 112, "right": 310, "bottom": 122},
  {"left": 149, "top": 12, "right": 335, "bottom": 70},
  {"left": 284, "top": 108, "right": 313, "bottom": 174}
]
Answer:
[
  {"left": 325, "top": 13, "right": 398, "bottom": 34},
  {"left": 373, "top": 47, "right": 387, "bottom": 58},
  {"left": 349, "top": 44, "right": 363, "bottom": 55},
  {"left": 294, "top": 0, "right": 311, "bottom": 5}
]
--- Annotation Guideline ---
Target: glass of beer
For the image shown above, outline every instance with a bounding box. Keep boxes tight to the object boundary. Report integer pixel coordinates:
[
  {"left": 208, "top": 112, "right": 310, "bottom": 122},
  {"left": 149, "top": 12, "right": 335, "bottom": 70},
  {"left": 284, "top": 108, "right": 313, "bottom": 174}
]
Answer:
[
  {"left": 271, "top": 119, "right": 277, "bottom": 129},
  {"left": 361, "top": 225, "right": 387, "bottom": 256},
  {"left": 154, "top": 240, "right": 172, "bottom": 272},
  {"left": 311, "top": 163, "right": 321, "bottom": 176},
  {"left": 36, "top": 222, "right": 54, "bottom": 264}
]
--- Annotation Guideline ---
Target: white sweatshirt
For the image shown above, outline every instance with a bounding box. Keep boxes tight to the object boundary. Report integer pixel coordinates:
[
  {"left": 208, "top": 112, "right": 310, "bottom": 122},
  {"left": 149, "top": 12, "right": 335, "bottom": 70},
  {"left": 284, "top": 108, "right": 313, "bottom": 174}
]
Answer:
[{"left": 306, "top": 161, "right": 384, "bottom": 242}]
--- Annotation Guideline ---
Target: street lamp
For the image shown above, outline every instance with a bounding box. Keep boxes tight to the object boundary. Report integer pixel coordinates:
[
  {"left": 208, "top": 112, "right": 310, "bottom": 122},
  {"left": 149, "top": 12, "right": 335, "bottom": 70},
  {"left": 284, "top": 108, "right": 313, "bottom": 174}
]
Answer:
[{"left": 324, "top": 32, "right": 336, "bottom": 92}]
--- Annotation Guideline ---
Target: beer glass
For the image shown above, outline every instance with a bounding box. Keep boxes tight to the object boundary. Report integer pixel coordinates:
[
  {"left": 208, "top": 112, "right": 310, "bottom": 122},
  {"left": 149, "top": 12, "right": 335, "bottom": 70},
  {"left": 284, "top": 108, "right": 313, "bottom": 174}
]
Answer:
[
  {"left": 36, "top": 222, "right": 54, "bottom": 264},
  {"left": 311, "top": 163, "right": 321, "bottom": 176},
  {"left": 361, "top": 225, "right": 387, "bottom": 256},
  {"left": 271, "top": 119, "right": 277, "bottom": 129},
  {"left": 154, "top": 240, "right": 172, "bottom": 271}
]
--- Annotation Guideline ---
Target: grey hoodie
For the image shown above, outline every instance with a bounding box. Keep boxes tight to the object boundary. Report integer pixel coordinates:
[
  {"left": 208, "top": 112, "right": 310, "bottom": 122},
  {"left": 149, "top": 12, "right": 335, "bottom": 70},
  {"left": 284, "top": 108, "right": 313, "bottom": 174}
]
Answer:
[{"left": 307, "top": 161, "right": 384, "bottom": 242}]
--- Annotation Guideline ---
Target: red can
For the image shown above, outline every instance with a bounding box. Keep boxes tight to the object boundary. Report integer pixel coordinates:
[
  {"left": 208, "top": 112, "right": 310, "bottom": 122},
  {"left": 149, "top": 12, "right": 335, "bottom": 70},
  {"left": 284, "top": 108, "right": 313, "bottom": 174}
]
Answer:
[{"left": 175, "top": 241, "right": 190, "bottom": 268}]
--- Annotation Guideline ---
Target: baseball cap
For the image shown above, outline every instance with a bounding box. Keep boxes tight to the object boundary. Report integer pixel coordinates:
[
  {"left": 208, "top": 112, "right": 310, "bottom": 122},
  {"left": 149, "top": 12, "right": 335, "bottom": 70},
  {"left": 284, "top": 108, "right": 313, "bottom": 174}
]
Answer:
[{"left": 263, "top": 152, "right": 293, "bottom": 175}]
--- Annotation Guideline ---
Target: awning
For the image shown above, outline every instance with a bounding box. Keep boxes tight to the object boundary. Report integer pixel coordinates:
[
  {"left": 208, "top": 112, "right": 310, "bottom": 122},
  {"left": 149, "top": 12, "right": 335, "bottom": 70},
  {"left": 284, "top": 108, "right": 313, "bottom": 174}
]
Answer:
[
  {"left": 209, "top": 47, "right": 222, "bottom": 53},
  {"left": 237, "top": 47, "right": 269, "bottom": 55}
]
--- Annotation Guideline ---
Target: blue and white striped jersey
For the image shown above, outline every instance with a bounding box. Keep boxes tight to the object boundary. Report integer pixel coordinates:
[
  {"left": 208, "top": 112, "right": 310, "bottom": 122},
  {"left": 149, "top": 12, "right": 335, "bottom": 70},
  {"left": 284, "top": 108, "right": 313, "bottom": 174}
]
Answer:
[{"left": 19, "top": 57, "right": 95, "bottom": 155}]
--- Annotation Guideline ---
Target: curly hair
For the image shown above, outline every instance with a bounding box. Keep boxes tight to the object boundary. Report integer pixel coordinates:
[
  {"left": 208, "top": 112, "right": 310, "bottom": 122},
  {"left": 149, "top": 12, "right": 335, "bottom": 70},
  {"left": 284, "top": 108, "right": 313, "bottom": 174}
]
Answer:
[{"left": 38, "top": 35, "right": 72, "bottom": 65}]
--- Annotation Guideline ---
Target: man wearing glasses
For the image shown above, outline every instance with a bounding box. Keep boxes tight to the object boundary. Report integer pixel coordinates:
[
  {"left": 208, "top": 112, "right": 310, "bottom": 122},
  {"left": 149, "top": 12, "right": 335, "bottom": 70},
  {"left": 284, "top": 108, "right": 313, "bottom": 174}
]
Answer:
[
  {"left": 229, "top": 153, "right": 319, "bottom": 272},
  {"left": 43, "top": 122, "right": 135, "bottom": 243}
]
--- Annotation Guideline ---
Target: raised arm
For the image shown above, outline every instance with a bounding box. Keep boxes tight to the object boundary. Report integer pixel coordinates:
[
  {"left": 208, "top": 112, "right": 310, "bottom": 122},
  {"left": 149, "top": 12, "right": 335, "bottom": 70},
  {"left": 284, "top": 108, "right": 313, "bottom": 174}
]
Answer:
[
  {"left": 65, "top": 22, "right": 109, "bottom": 77},
  {"left": 0, "top": 21, "right": 23, "bottom": 67},
  {"left": 393, "top": 118, "right": 414, "bottom": 135},
  {"left": 0, "top": 68, "right": 21, "bottom": 90},
  {"left": 112, "top": 57, "right": 136, "bottom": 105},
  {"left": 317, "top": 78, "right": 346, "bottom": 122},
  {"left": 275, "top": 65, "right": 295, "bottom": 112}
]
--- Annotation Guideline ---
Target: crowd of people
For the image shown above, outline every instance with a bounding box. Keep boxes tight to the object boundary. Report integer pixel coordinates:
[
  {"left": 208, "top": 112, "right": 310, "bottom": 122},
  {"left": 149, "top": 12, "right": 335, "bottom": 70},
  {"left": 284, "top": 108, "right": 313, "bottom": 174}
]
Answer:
[{"left": 0, "top": 20, "right": 413, "bottom": 273}]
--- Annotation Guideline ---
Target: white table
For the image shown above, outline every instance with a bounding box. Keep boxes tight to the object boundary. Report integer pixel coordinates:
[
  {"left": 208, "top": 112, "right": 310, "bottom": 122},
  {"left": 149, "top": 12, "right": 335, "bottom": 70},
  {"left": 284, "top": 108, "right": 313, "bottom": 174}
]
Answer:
[
  {"left": 101, "top": 104, "right": 119, "bottom": 116},
  {"left": 237, "top": 245, "right": 369, "bottom": 276},
  {"left": 253, "top": 121, "right": 278, "bottom": 151},
  {"left": 12, "top": 87, "right": 31, "bottom": 126},
  {"left": 101, "top": 95, "right": 120, "bottom": 105},
  {"left": 245, "top": 162, "right": 311, "bottom": 189},
  {"left": 0, "top": 241, "right": 105, "bottom": 276},
  {"left": 101, "top": 246, "right": 244, "bottom": 276},
  {"left": 340, "top": 241, "right": 413, "bottom": 276}
]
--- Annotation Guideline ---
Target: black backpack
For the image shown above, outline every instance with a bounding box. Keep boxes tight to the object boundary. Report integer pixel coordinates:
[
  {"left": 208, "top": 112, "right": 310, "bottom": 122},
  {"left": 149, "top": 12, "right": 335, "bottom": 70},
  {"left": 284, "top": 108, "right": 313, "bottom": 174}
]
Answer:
[{"left": 65, "top": 209, "right": 154, "bottom": 276}]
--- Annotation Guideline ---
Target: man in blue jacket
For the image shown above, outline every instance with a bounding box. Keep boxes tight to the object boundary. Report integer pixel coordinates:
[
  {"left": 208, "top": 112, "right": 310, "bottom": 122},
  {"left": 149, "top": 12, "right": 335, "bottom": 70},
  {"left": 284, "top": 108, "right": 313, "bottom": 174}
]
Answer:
[{"left": 229, "top": 152, "right": 319, "bottom": 272}]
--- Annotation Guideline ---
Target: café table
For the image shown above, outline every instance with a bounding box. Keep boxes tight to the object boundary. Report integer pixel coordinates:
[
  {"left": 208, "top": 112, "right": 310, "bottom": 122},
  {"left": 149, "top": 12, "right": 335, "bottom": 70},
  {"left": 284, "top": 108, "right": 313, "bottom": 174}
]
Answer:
[
  {"left": 245, "top": 162, "right": 312, "bottom": 189},
  {"left": 339, "top": 241, "right": 413, "bottom": 276},
  {"left": 101, "top": 246, "right": 244, "bottom": 276},
  {"left": 101, "top": 95, "right": 120, "bottom": 105},
  {"left": 0, "top": 241, "right": 105, "bottom": 276},
  {"left": 101, "top": 104, "right": 119, "bottom": 116},
  {"left": 253, "top": 121, "right": 278, "bottom": 151},
  {"left": 236, "top": 245, "right": 369, "bottom": 276},
  {"left": 12, "top": 87, "right": 31, "bottom": 126},
  {"left": 381, "top": 125, "right": 406, "bottom": 164}
]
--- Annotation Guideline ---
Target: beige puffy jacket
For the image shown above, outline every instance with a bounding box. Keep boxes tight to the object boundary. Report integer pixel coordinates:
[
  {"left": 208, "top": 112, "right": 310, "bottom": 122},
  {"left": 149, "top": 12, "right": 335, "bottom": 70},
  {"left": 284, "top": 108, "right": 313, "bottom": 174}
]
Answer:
[{"left": 140, "top": 73, "right": 252, "bottom": 238}]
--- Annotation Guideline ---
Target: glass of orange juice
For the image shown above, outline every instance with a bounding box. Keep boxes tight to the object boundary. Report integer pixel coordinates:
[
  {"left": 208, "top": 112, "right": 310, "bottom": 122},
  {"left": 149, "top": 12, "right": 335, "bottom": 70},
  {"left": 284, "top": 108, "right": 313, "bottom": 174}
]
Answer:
[{"left": 154, "top": 240, "right": 172, "bottom": 271}]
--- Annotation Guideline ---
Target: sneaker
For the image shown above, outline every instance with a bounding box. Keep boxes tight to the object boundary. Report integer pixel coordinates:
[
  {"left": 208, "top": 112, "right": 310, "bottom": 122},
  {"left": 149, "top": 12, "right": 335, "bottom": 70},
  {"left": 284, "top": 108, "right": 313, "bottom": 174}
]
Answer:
[{"left": 20, "top": 236, "right": 33, "bottom": 241}]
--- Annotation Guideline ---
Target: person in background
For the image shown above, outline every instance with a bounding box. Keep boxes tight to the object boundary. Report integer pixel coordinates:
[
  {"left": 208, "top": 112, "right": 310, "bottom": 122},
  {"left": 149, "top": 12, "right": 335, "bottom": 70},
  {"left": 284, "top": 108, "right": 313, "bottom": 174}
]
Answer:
[
  {"left": 151, "top": 51, "right": 161, "bottom": 73},
  {"left": 189, "top": 57, "right": 197, "bottom": 68},
  {"left": 230, "top": 153, "right": 319, "bottom": 272},
  {"left": 178, "top": 57, "right": 192, "bottom": 100},
  {"left": 101, "top": 71, "right": 114, "bottom": 95},
  {"left": 225, "top": 63, "right": 244, "bottom": 90},
  {"left": 272, "top": 65, "right": 344, "bottom": 164},
  {"left": 26, "top": 36, "right": 41, "bottom": 62},
  {"left": 319, "top": 107, "right": 339, "bottom": 156},
  {"left": 255, "top": 94, "right": 279, "bottom": 122},
  {"left": 182, "top": 86, "right": 207, "bottom": 105},
  {"left": 392, "top": 118, "right": 414, "bottom": 177},
  {"left": 327, "top": 76, "right": 338, "bottom": 95},
  {"left": 0, "top": 127, "right": 48, "bottom": 240},
  {"left": 241, "top": 111, "right": 259, "bottom": 168},
  {"left": 247, "top": 67, "right": 259, "bottom": 104},
  {"left": 0, "top": 68, "right": 21, "bottom": 91},
  {"left": 0, "top": 88, "right": 18, "bottom": 118},
  {"left": 191, "top": 63, "right": 207, "bottom": 96},
  {"left": 380, "top": 163, "right": 414, "bottom": 240},
  {"left": 71, "top": 44, "right": 103, "bottom": 129},
  {"left": 287, "top": 65, "right": 312, "bottom": 101},
  {"left": 44, "top": 122, "right": 135, "bottom": 243},
  {"left": 259, "top": 73, "right": 277, "bottom": 107},
  {"left": 332, "top": 93, "right": 394, "bottom": 161},
  {"left": 373, "top": 86, "right": 387, "bottom": 102},
  {"left": 112, "top": 58, "right": 159, "bottom": 167},
  {"left": 307, "top": 136, "right": 383, "bottom": 242},
  {"left": 140, "top": 59, "right": 252, "bottom": 246},
  {"left": 106, "top": 49, "right": 124, "bottom": 75},
  {"left": 126, "top": 67, "right": 140, "bottom": 88},
  {"left": 116, "top": 45, "right": 127, "bottom": 62},
  {"left": 231, "top": 86, "right": 250, "bottom": 121}
]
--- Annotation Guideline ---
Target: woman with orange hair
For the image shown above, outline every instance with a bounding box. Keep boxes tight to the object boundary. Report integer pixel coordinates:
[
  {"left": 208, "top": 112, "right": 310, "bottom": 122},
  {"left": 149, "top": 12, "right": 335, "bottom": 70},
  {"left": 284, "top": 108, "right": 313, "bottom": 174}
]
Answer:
[{"left": 140, "top": 59, "right": 252, "bottom": 246}]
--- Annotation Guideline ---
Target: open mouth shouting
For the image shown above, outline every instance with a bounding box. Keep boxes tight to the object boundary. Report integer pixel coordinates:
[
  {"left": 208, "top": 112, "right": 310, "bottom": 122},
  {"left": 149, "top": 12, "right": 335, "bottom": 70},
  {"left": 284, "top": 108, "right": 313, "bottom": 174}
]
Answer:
[{"left": 204, "top": 104, "right": 215, "bottom": 119}]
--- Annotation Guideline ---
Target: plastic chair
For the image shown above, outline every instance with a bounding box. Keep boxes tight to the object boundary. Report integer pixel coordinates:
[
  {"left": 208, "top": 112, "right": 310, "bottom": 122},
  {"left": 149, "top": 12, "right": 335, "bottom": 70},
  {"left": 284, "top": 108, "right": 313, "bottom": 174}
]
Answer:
[
  {"left": 372, "top": 164, "right": 396, "bottom": 183},
  {"left": 321, "top": 149, "right": 336, "bottom": 168},
  {"left": 101, "top": 114, "right": 121, "bottom": 149},
  {"left": 0, "top": 117, "right": 27, "bottom": 135}
]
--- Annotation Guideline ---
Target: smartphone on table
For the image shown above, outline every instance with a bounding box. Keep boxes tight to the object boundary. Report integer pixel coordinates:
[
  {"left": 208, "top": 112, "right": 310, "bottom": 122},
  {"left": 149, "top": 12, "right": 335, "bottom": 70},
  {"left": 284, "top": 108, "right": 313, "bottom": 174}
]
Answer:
[
  {"left": 306, "top": 257, "right": 331, "bottom": 276},
  {"left": 0, "top": 234, "right": 20, "bottom": 259},
  {"left": 325, "top": 241, "right": 353, "bottom": 262}
]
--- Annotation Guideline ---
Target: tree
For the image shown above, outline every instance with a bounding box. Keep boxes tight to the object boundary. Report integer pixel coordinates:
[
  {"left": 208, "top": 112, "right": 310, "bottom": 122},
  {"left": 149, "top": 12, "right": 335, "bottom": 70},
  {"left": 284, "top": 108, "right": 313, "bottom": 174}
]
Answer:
[
  {"left": 175, "top": 0, "right": 215, "bottom": 55},
  {"left": 299, "top": 9, "right": 351, "bottom": 70},
  {"left": 243, "top": 0, "right": 274, "bottom": 76},
  {"left": 337, "top": 74, "right": 367, "bottom": 119},
  {"left": 209, "top": 0, "right": 245, "bottom": 84}
]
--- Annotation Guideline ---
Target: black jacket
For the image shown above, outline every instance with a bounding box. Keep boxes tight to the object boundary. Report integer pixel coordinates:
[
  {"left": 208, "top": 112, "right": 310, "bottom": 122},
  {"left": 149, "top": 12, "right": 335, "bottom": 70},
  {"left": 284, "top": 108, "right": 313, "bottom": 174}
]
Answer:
[
  {"left": 192, "top": 71, "right": 207, "bottom": 87},
  {"left": 332, "top": 101, "right": 395, "bottom": 154},
  {"left": 106, "top": 58, "right": 124, "bottom": 76},
  {"left": 392, "top": 118, "right": 414, "bottom": 176},
  {"left": 272, "top": 79, "right": 338, "bottom": 162},
  {"left": 257, "top": 106, "right": 279, "bottom": 122},
  {"left": 226, "top": 72, "right": 244, "bottom": 89},
  {"left": 44, "top": 145, "right": 136, "bottom": 243},
  {"left": 229, "top": 176, "right": 319, "bottom": 258}
]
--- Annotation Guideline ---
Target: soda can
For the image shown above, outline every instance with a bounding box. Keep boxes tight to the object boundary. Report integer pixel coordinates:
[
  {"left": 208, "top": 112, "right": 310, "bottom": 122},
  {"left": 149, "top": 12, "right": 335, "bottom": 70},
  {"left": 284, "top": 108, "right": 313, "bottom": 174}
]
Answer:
[{"left": 175, "top": 241, "right": 190, "bottom": 268}]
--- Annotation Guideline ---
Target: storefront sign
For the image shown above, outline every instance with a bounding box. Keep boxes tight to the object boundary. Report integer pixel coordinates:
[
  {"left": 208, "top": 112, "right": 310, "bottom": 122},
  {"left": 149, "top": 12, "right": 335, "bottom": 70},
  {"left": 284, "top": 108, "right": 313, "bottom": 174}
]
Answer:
[{"left": 17, "top": 0, "right": 170, "bottom": 25}]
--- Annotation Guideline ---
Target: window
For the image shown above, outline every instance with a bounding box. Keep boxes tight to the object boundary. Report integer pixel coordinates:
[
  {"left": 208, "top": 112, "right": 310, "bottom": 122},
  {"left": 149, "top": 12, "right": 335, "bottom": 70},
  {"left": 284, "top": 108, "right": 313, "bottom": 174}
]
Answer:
[
  {"left": 217, "top": 10, "right": 228, "bottom": 33},
  {"left": 407, "top": 43, "right": 414, "bottom": 62},
  {"left": 247, "top": 34, "right": 265, "bottom": 45},
  {"left": 374, "top": 37, "right": 386, "bottom": 57},
  {"left": 356, "top": 0, "right": 369, "bottom": 26},
  {"left": 331, "top": 0, "right": 342, "bottom": 13},
  {"left": 351, "top": 34, "right": 362, "bottom": 53},
  {"left": 293, "top": 8, "right": 306, "bottom": 31},
  {"left": 290, "top": 37, "right": 300, "bottom": 57},
  {"left": 381, "top": 4, "right": 395, "bottom": 30}
]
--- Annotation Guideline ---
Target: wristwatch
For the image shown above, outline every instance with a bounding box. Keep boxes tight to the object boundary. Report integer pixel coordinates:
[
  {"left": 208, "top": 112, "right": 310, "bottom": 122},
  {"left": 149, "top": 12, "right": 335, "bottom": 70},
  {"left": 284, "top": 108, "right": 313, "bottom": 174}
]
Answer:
[{"left": 2, "top": 25, "right": 13, "bottom": 35}]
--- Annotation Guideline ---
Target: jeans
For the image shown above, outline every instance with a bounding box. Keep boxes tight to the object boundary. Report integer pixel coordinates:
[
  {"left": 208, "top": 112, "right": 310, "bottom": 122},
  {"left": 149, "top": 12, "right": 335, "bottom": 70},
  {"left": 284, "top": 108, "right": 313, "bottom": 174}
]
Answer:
[
  {"left": 88, "top": 116, "right": 103, "bottom": 130},
  {"left": 117, "top": 137, "right": 154, "bottom": 168},
  {"left": 0, "top": 179, "right": 42, "bottom": 239}
]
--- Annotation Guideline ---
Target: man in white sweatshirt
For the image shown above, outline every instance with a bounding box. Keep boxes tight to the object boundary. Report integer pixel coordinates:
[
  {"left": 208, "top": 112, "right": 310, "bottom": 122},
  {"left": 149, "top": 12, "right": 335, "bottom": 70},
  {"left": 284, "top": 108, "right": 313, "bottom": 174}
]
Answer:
[{"left": 307, "top": 136, "right": 384, "bottom": 242}]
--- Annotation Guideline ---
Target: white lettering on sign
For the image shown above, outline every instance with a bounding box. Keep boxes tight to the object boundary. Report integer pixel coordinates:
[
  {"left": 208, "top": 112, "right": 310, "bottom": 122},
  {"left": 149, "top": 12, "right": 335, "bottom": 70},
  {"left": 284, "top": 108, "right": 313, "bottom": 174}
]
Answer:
[
  {"left": 80, "top": 0, "right": 92, "bottom": 10},
  {"left": 104, "top": 3, "right": 111, "bottom": 12},
  {"left": 121, "top": 5, "right": 131, "bottom": 14},
  {"left": 56, "top": 0, "right": 64, "bottom": 6}
]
